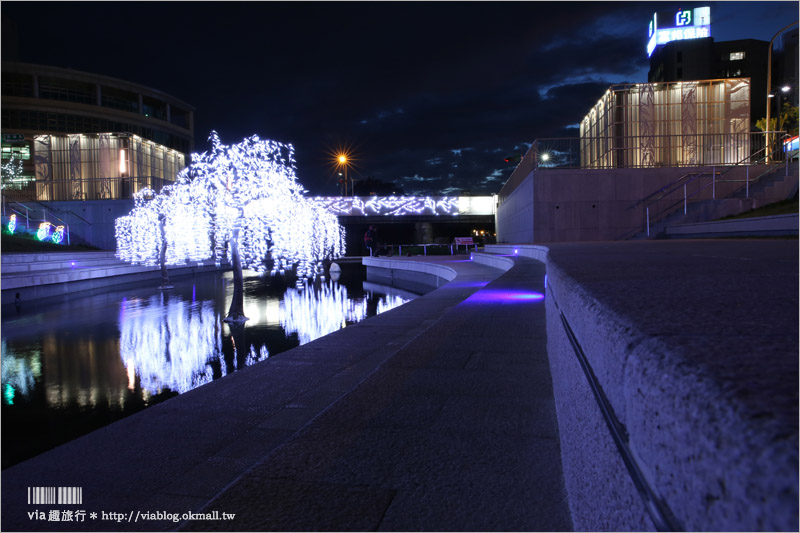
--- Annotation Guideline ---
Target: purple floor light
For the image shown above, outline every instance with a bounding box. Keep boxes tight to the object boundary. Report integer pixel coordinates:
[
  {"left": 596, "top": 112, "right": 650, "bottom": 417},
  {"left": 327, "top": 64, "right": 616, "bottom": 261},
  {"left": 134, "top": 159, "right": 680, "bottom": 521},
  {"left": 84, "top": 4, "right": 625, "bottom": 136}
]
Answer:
[{"left": 464, "top": 289, "right": 545, "bottom": 304}]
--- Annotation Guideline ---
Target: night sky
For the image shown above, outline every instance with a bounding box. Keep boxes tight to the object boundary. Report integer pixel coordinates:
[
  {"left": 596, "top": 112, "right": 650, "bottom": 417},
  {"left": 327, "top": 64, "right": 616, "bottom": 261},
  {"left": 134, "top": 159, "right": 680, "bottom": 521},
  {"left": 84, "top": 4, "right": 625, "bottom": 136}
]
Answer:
[{"left": 2, "top": 1, "right": 797, "bottom": 196}]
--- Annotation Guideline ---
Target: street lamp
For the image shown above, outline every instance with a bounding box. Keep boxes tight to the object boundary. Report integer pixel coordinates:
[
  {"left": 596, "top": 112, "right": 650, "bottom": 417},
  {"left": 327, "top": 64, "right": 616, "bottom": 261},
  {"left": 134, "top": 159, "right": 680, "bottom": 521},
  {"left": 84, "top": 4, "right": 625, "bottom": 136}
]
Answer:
[
  {"left": 326, "top": 145, "right": 358, "bottom": 196},
  {"left": 765, "top": 21, "right": 798, "bottom": 162},
  {"left": 338, "top": 155, "right": 349, "bottom": 196}
]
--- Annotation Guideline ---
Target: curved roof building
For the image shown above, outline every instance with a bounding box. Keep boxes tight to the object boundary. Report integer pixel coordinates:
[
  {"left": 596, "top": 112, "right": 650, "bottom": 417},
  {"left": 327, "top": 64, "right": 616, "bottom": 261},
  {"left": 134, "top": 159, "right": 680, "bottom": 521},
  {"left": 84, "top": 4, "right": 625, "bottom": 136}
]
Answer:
[
  {"left": 2, "top": 62, "right": 194, "bottom": 154},
  {"left": 1, "top": 63, "right": 194, "bottom": 201}
]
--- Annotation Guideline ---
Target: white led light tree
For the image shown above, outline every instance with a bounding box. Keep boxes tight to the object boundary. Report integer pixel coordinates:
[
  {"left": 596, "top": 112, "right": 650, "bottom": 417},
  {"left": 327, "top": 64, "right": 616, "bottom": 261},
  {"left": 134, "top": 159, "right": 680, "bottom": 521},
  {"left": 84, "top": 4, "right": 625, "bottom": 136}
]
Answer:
[
  {"left": 116, "top": 132, "right": 345, "bottom": 324},
  {"left": 1, "top": 154, "right": 24, "bottom": 190},
  {"left": 116, "top": 184, "right": 212, "bottom": 290}
]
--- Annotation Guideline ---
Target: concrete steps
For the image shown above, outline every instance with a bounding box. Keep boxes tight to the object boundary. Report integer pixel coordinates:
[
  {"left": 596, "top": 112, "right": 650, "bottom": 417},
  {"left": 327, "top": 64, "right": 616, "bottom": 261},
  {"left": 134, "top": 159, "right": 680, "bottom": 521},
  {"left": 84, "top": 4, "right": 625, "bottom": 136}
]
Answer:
[
  {"left": 633, "top": 162, "right": 798, "bottom": 239},
  {"left": 1, "top": 251, "right": 229, "bottom": 304}
]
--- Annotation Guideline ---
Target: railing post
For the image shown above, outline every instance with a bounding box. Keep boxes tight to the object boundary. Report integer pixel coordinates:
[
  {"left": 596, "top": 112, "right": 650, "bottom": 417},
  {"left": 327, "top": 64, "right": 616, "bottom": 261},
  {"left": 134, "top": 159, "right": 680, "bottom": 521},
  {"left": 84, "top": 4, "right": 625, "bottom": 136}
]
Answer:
[
  {"left": 712, "top": 166, "right": 716, "bottom": 199},
  {"left": 746, "top": 165, "right": 750, "bottom": 198},
  {"left": 646, "top": 207, "right": 650, "bottom": 237},
  {"left": 684, "top": 184, "right": 687, "bottom": 214}
]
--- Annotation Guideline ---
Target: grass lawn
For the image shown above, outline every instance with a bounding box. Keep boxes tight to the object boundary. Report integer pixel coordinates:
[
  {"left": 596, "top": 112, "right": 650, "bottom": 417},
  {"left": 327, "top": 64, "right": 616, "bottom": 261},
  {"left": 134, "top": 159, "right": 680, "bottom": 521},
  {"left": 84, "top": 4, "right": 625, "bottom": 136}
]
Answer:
[
  {"left": 1, "top": 232, "right": 102, "bottom": 253},
  {"left": 718, "top": 195, "right": 799, "bottom": 221}
]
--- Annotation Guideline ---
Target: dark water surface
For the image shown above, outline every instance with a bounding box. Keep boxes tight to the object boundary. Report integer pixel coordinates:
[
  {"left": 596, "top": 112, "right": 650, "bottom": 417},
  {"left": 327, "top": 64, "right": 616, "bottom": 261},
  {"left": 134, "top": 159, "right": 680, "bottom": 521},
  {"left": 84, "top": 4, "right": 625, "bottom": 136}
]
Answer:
[{"left": 1, "top": 263, "right": 417, "bottom": 468}]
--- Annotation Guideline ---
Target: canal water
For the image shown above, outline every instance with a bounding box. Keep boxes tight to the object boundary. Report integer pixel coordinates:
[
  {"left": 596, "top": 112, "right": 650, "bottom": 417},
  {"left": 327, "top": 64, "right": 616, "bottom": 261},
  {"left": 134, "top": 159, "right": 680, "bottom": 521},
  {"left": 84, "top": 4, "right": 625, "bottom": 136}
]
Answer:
[{"left": 1, "top": 263, "right": 420, "bottom": 469}]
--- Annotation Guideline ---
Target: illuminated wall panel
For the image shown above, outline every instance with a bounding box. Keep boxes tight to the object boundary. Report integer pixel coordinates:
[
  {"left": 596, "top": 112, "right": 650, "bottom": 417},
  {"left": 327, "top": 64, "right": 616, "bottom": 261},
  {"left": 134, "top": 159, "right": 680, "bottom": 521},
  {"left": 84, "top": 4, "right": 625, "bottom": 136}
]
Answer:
[
  {"left": 33, "top": 133, "right": 185, "bottom": 200},
  {"left": 580, "top": 79, "right": 750, "bottom": 169}
]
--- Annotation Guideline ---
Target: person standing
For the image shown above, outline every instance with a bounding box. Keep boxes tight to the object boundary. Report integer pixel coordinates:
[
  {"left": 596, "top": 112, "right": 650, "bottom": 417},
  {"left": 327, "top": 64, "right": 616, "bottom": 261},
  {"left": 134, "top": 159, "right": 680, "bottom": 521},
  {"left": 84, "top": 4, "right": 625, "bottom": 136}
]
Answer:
[{"left": 364, "top": 225, "right": 377, "bottom": 256}]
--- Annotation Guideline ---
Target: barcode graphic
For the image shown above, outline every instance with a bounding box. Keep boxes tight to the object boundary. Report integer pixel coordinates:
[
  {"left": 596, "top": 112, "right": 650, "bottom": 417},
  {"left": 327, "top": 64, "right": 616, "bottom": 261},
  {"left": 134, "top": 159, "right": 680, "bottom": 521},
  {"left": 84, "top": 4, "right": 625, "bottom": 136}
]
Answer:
[{"left": 27, "top": 487, "right": 83, "bottom": 505}]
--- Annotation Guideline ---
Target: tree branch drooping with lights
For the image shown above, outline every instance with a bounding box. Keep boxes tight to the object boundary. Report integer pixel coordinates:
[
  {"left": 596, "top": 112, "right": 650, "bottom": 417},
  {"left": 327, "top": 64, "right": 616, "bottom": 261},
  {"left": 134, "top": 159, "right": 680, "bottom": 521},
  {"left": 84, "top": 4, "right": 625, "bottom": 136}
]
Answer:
[{"left": 115, "top": 132, "right": 345, "bottom": 323}]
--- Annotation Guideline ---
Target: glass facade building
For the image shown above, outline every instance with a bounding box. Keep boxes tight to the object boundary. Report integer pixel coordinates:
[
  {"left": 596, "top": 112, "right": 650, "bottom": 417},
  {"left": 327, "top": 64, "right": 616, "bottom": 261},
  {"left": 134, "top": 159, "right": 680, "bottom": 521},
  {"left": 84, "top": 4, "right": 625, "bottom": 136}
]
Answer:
[
  {"left": 580, "top": 78, "right": 751, "bottom": 168},
  {"left": 32, "top": 133, "right": 185, "bottom": 201},
  {"left": 1, "top": 62, "right": 194, "bottom": 201}
]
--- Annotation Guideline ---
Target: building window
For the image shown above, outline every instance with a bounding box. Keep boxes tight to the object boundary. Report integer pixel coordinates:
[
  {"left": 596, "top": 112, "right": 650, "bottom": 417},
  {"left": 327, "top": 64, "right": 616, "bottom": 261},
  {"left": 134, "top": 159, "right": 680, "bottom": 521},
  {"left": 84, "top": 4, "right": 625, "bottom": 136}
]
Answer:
[
  {"left": 142, "top": 96, "right": 166, "bottom": 120},
  {"left": 101, "top": 86, "right": 139, "bottom": 113},
  {"left": 1, "top": 73, "right": 35, "bottom": 97},
  {"left": 2, "top": 144, "right": 31, "bottom": 160},
  {"left": 39, "top": 77, "right": 95, "bottom": 105},
  {"left": 677, "top": 51, "right": 683, "bottom": 62},
  {"left": 677, "top": 68, "right": 683, "bottom": 79},
  {"left": 730, "top": 51, "right": 745, "bottom": 61}
]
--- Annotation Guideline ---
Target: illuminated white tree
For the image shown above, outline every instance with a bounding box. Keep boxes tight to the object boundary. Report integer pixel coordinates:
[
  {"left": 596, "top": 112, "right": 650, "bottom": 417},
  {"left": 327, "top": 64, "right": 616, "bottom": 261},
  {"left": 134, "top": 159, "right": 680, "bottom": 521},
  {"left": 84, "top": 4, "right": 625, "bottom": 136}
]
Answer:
[
  {"left": 116, "top": 132, "right": 345, "bottom": 323},
  {"left": 115, "top": 184, "right": 211, "bottom": 289},
  {"left": 1, "top": 154, "right": 24, "bottom": 190}
]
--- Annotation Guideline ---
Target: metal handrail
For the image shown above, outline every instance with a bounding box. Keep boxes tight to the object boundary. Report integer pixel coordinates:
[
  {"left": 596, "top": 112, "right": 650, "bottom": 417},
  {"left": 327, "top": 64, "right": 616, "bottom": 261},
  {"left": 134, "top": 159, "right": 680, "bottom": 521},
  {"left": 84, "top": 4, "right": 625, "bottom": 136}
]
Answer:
[
  {"left": 5, "top": 191, "right": 93, "bottom": 226},
  {"left": 4, "top": 199, "right": 80, "bottom": 246},
  {"left": 635, "top": 132, "right": 788, "bottom": 209},
  {"left": 637, "top": 139, "right": 792, "bottom": 238}
]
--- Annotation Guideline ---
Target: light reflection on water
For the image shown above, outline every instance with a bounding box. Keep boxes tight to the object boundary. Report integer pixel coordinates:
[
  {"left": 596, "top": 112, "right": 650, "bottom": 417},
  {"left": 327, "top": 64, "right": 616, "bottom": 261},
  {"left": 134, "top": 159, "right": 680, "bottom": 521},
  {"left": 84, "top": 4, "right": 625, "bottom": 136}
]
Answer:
[{"left": 1, "top": 264, "right": 414, "bottom": 468}]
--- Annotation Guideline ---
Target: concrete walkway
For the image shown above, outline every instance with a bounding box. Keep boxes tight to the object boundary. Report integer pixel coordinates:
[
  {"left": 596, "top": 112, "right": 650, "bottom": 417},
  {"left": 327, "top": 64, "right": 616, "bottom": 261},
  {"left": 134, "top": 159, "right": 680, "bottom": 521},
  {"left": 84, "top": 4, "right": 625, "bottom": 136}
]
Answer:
[
  {"left": 2, "top": 239, "right": 795, "bottom": 532},
  {"left": 1, "top": 254, "right": 570, "bottom": 532}
]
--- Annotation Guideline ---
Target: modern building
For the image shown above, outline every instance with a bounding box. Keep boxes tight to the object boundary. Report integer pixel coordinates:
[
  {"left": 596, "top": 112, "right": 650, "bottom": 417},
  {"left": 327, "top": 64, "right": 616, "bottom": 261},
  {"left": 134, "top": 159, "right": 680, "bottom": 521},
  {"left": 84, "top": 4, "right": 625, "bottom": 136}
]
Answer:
[
  {"left": 772, "top": 28, "right": 799, "bottom": 108},
  {"left": 580, "top": 78, "right": 751, "bottom": 169},
  {"left": 1, "top": 62, "right": 194, "bottom": 202},
  {"left": 496, "top": 6, "right": 797, "bottom": 244},
  {"left": 648, "top": 38, "right": 768, "bottom": 126}
]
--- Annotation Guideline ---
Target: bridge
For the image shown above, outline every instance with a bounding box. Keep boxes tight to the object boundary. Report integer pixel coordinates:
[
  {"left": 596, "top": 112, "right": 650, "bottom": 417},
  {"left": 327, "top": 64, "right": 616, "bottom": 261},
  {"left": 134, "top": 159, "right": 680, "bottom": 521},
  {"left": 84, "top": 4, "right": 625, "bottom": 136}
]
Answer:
[
  {"left": 312, "top": 195, "right": 497, "bottom": 250},
  {"left": 313, "top": 195, "right": 495, "bottom": 218}
]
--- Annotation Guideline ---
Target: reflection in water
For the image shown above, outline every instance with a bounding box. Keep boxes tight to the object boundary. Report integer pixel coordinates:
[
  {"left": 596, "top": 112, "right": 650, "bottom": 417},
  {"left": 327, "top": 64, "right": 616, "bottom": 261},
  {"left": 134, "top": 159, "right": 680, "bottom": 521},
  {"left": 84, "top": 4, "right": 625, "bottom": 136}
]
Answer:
[
  {"left": 281, "top": 283, "right": 408, "bottom": 344},
  {"left": 121, "top": 296, "right": 222, "bottom": 395},
  {"left": 0, "top": 340, "right": 39, "bottom": 406},
  {"left": 1, "top": 266, "right": 420, "bottom": 468}
]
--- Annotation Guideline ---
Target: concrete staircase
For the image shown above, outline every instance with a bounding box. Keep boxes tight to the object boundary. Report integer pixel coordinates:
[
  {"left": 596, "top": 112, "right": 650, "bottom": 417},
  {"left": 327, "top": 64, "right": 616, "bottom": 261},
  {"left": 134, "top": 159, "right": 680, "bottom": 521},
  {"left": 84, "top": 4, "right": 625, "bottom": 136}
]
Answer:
[
  {"left": 1, "top": 251, "right": 228, "bottom": 305},
  {"left": 731, "top": 161, "right": 799, "bottom": 200},
  {"left": 634, "top": 162, "right": 798, "bottom": 239}
]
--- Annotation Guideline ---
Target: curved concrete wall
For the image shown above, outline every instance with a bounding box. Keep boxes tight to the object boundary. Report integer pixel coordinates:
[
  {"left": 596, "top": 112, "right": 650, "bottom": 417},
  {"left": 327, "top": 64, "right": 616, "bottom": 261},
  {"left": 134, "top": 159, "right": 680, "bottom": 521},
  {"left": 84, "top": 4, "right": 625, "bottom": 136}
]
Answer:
[
  {"left": 485, "top": 243, "right": 798, "bottom": 531},
  {"left": 362, "top": 256, "right": 457, "bottom": 283}
]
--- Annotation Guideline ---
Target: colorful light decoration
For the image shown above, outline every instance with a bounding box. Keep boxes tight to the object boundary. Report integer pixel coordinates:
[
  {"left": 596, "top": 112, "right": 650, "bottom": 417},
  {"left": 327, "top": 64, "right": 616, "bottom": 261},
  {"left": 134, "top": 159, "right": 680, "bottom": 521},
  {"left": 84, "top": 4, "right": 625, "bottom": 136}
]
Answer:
[
  {"left": 34, "top": 221, "right": 66, "bottom": 244},
  {"left": 36, "top": 222, "right": 51, "bottom": 241},
  {"left": 7, "top": 214, "right": 16, "bottom": 234},
  {"left": 52, "top": 225, "right": 65, "bottom": 244}
]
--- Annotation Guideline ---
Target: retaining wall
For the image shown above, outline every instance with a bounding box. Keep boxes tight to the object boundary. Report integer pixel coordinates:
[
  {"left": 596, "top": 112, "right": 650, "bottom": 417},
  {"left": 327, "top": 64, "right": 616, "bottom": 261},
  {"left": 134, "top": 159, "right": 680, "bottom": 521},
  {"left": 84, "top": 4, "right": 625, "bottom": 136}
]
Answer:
[
  {"left": 485, "top": 243, "right": 798, "bottom": 531},
  {"left": 495, "top": 164, "right": 789, "bottom": 243}
]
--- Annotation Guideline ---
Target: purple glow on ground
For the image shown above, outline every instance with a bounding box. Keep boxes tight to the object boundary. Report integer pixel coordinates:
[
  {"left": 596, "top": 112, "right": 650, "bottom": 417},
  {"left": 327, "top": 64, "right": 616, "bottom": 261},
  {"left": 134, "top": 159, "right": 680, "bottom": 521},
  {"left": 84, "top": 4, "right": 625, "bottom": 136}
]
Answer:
[
  {"left": 445, "top": 259, "right": 473, "bottom": 263},
  {"left": 464, "top": 290, "right": 545, "bottom": 303}
]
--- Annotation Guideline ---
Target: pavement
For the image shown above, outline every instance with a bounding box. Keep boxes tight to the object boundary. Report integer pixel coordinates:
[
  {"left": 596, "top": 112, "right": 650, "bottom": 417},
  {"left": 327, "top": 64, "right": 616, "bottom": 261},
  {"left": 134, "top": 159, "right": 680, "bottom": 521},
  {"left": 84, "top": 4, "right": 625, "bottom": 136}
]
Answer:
[
  {"left": 503, "top": 239, "right": 799, "bottom": 531},
  {"left": 1, "top": 254, "right": 571, "bottom": 532},
  {"left": 1, "top": 239, "right": 796, "bottom": 532}
]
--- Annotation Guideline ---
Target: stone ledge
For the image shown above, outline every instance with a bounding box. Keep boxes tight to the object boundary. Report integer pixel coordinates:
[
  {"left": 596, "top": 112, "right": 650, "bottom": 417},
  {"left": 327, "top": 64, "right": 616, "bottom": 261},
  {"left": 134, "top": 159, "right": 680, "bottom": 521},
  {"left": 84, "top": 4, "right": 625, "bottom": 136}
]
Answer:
[
  {"left": 485, "top": 241, "right": 799, "bottom": 531},
  {"left": 667, "top": 213, "right": 799, "bottom": 238}
]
